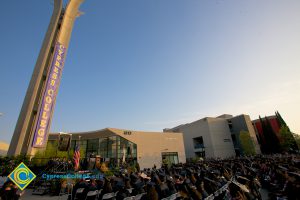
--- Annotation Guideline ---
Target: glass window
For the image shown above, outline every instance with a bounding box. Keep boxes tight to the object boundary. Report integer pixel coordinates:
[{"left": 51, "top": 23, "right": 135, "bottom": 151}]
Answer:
[
  {"left": 195, "top": 151, "right": 205, "bottom": 158},
  {"left": 193, "top": 136, "right": 204, "bottom": 149},
  {"left": 78, "top": 140, "right": 87, "bottom": 158},
  {"left": 67, "top": 136, "right": 137, "bottom": 167},
  {"left": 86, "top": 139, "right": 99, "bottom": 157},
  {"left": 70, "top": 140, "right": 76, "bottom": 150},
  {"left": 162, "top": 152, "right": 179, "bottom": 166}
]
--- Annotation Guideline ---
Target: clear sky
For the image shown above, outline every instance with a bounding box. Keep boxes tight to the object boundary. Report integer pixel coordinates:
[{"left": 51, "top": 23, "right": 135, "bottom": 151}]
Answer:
[{"left": 0, "top": 0, "right": 299, "bottom": 144}]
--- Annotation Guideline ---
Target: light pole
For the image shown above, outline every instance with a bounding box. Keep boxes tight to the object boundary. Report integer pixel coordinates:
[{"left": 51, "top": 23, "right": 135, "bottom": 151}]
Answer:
[
  {"left": 78, "top": 135, "right": 81, "bottom": 155},
  {"left": 78, "top": 136, "right": 81, "bottom": 145}
]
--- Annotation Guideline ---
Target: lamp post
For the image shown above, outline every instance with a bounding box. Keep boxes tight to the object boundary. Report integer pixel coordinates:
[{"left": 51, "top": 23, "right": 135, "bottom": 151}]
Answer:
[
  {"left": 78, "top": 136, "right": 81, "bottom": 145},
  {"left": 78, "top": 135, "right": 81, "bottom": 156}
]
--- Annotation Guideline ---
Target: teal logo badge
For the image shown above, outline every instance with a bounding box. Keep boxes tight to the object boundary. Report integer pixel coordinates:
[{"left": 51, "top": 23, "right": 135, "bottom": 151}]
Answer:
[{"left": 8, "top": 162, "right": 36, "bottom": 190}]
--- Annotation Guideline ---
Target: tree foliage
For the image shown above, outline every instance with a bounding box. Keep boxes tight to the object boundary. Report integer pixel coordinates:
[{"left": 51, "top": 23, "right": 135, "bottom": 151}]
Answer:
[
  {"left": 259, "top": 115, "right": 281, "bottom": 154},
  {"left": 293, "top": 133, "right": 300, "bottom": 150},
  {"left": 275, "top": 111, "right": 298, "bottom": 151},
  {"left": 279, "top": 126, "right": 296, "bottom": 151},
  {"left": 239, "top": 131, "right": 256, "bottom": 156},
  {"left": 32, "top": 141, "right": 74, "bottom": 166}
]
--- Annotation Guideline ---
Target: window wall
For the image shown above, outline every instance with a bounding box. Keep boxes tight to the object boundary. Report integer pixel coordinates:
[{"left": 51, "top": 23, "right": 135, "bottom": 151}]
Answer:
[
  {"left": 70, "top": 136, "right": 137, "bottom": 166},
  {"left": 193, "top": 136, "right": 204, "bottom": 149},
  {"left": 87, "top": 139, "right": 99, "bottom": 157},
  {"left": 162, "top": 152, "right": 179, "bottom": 165},
  {"left": 46, "top": 135, "right": 137, "bottom": 167}
]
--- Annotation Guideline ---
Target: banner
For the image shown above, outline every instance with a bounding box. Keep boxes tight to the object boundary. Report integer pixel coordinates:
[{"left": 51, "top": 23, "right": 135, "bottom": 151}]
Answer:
[
  {"left": 58, "top": 133, "right": 72, "bottom": 151},
  {"left": 32, "top": 42, "right": 66, "bottom": 147}
]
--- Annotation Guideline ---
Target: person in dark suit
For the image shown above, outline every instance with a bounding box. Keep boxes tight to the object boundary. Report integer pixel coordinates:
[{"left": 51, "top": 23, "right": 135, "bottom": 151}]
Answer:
[
  {"left": 72, "top": 179, "right": 89, "bottom": 200},
  {"left": 0, "top": 180, "right": 24, "bottom": 200}
]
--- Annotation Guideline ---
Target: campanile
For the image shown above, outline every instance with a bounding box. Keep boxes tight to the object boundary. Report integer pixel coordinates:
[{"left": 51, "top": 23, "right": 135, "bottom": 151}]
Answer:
[{"left": 8, "top": 0, "right": 84, "bottom": 156}]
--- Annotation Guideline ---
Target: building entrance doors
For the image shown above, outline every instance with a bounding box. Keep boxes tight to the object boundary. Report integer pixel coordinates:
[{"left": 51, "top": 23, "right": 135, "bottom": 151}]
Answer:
[{"left": 162, "top": 152, "right": 179, "bottom": 166}]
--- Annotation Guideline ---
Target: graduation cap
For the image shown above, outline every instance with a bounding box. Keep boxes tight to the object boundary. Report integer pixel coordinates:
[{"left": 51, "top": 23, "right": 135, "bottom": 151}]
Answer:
[
  {"left": 130, "top": 173, "right": 139, "bottom": 180},
  {"left": 219, "top": 176, "right": 227, "bottom": 181},
  {"left": 186, "top": 168, "right": 193, "bottom": 174},
  {"left": 114, "top": 172, "right": 121, "bottom": 177},
  {"left": 237, "top": 176, "right": 250, "bottom": 181},
  {"left": 245, "top": 166, "right": 256, "bottom": 173},
  {"left": 116, "top": 181, "right": 125, "bottom": 188},
  {"left": 174, "top": 174, "right": 181, "bottom": 179},
  {"left": 204, "top": 177, "right": 217, "bottom": 185},
  {"left": 134, "top": 180, "right": 145, "bottom": 189},
  {"left": 140, "top": 173, "right": 151, "bottom": 180},
  {"left": 146, "top": 171, "right": 152, "bottom": 177},
  {"left": 237, "top": 176, "right": 250, "bottom": 185},
  {"left": 278, "top": 165, "right": 288, "bottom": 171},
  {"left": 288, "top": 172, "right": 300, "bottom": 180},
  {"left": 166, "top": 175, "right": 173, "bottom": 182},
  {"left": 114, "top": 177, "right": 123, "bottom": 182},
  {"left": 211, "top": 170, "right": 221, "bottom": 175},
  {"left": 184, "top": 178, "right": 192, "bottom": 185},
  {"left": 147, "top": 181, "right": 156, "bottom": 187},
  {"left": 232, "top": 181, "right": 250, "bottom": 193},
  {"left": 180, "top": 170, "right": 187, "bottom": 177},
  {"left": 175, "top": 178, "right": 184, "bottom": 185}
]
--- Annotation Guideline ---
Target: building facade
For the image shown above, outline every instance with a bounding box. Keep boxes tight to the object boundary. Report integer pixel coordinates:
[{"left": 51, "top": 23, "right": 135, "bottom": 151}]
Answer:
[
  {"left": 164, "top": 114, "right": 261, "bottom": 159},
  {"left": 0, "top": 141, "right": 9, "bottom": 156},
  {"left": 252, "top": 115, "right": 281, "bottom": 143},
  {"left": 229, "top": 115, "right": 261, "bottom": 156},
  {"left": 252, "top": 111, "right": 298, "bottom": 153},
  {"left": 8, "top": 0, "right": 84, "bottom": 156},
  {"left": 47, "top": 128, "right": 186, "bottom": 169}
]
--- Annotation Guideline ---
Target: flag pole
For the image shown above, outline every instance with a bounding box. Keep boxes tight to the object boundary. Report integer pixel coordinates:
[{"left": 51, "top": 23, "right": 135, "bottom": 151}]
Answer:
[
  {"left": 68, "top": 133, "right": 72, "bottom": 171},
  {"left": 79, "top": 135, "right": 81, "bottom": 165},
  {"left": 77, "top": 135, "right": 81, "bottom": 171}
]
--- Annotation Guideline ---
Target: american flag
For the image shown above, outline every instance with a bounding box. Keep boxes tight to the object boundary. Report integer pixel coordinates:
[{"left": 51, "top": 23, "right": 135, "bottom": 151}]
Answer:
[{"left": 73, "top": 144, "right": 80, "bottom": 171}]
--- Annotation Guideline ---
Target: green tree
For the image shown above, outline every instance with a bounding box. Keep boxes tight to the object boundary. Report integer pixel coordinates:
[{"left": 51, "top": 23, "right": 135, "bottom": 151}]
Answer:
[
  {"left": 279, "top": 126, "right": 295, "bottom": 151},
  {"left": 275, "top": 111, "right": 287, "bottom": 127},
  {"left": 275, "top": 111, "right": 299, "bottom": 151},
  {"left": 293, "top": 133, "right": 300, "bottom": 149},
  {"left": 32, "top": 141, "right": 73, "bottom": 166},
  {"left": 239, "top": 131, "right": 256, "bottom": 156}
]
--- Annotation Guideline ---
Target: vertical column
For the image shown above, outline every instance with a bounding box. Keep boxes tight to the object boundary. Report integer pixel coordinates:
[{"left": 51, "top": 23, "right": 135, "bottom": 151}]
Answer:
[{"left": 8, "top": 0, "right": 63, "bottom": 156}]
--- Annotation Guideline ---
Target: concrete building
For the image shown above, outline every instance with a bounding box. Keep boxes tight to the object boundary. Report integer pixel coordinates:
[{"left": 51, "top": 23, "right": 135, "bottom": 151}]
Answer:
[
  {"left": 8, "top": 0, "right": 84, "bottom": 156},
  {"left": 252, "top": 112, "right": 298, "bottom": 153},
  {"left": 252, "top": 115, "right": 281, "bottom": 145},
  {"left": 164, "top": 115, "right": 235, "bottom": 159},
  {"left": 47, "top": 128, "right": 186, "bottom": 169},
  {"left": 0, "top": 141, "right": 9, "bottom": 156},
  {"left": 164, "top": 114, "right": 261, "bottom": 159},
  {"left": 229, "top": 115, "right": 261, "bottom": 156}
]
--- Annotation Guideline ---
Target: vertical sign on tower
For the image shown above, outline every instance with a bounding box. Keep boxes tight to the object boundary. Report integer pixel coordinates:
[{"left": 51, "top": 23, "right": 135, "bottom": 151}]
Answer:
[{"left": 32, "top": 42, "right": 66, "bottom": 147}]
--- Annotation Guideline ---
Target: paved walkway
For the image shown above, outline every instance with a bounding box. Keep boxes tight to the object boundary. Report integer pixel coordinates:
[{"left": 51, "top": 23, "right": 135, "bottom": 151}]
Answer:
[
  {"left": 21, "top": 189, "right": 69, "bottom": 200},
  {"left": 260, "top": 188, "right": 269, "bottom": 200},
  {"left": 20, "top": 188, "right": 270, "bottom": 200}
]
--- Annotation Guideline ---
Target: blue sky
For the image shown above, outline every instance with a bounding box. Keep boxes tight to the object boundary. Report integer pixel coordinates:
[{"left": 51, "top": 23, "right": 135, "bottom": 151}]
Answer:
[{"left": 0, "top": 0, "right": 300, "bottom": 144}]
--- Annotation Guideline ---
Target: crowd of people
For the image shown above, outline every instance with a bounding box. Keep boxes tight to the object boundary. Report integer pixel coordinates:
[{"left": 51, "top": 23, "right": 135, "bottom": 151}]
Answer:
[
  {"left": 0, "top": 154, "right": 299, "bottom": 200},
  {"left": 68, "top": 154, "right": 300, "bottom": 200},
  {"left": 0, "top": 180, "right": 25, "bottom": 200}
]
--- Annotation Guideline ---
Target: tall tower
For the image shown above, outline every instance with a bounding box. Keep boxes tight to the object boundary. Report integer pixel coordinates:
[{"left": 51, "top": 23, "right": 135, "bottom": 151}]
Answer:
[{"left": 8, "top": 0, "right": 85, "bottom": 156}]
